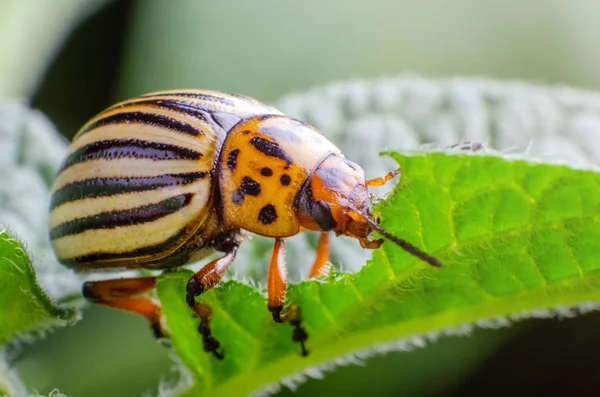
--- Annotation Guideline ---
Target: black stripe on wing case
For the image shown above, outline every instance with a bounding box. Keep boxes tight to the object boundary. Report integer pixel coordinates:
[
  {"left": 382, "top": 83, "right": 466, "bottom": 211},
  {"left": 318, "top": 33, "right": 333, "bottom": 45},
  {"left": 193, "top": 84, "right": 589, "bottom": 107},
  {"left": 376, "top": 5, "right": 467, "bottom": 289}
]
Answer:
[
  {"left": 107, "top": 99, "right": 210, "bottom": 122},
  {"left": 60, "top": 139, "right": 203, "bottom": 170},
  {"left": 115, "top": 98, "right": 243, "bottom": 132},
  {"left": 79, "top": 112, "right": 204, "bottom": 137},
  {"left": 50, "top": 193, "right": 194, "bottom": 239},
  {"left": 59, "top": 227, "right": 189, "bottom": 269},
  {"left": 50, "top": 171, "right": 209, "bottom": 209},
  {"left": 139, "top": 92, "right": 236, "bottom": 106}
]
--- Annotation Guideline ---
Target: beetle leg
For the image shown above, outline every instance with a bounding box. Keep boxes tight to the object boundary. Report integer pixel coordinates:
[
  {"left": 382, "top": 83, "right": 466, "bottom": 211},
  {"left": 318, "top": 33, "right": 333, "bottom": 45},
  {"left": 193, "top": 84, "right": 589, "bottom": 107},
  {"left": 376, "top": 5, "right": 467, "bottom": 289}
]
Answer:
[
  {"left": 366, "top": 168, "right": 399, "bottom": 187},
  {"left": 309, "top": 232, "right": 330, "bottom": 278},
  {"left": 82, "top": 277, "right": 166, "bottom": 339},
  {"left": 267, "top": 238, "right": 309, "bottom": 356},
  {"left": 186, "top": 247, "right": 238, "bottom": 360}
]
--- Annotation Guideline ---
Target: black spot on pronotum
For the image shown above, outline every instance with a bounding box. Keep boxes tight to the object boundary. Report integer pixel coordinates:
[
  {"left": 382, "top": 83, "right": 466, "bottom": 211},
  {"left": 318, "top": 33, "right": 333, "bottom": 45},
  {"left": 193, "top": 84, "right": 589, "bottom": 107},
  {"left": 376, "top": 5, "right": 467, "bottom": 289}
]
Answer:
[
  {"left": 231, "top": 176, "right": 261, "bottom": 205},
  {"left": 260, "top": 167, "right": 273, "bottom": 177},
  {"left": 242, "top": 130, "right": 251, "bottom": 135},
  {"left": 227, "top": 149, "right": 240, "bottom": 171},
  {"left": 232, "top": 190, "right": 244, "bottom": 205},
  {"left": 280, "top": 174, "right": 291, "bottom": 186},
  {"left": 249, "top": 137, "right": 293, "bottom": 166},
  {"left": 258, "top": 204, "right": 277, "bottom": 224},
  {"left": 240, "top": 177, "right": 261, "bottom": 196}
]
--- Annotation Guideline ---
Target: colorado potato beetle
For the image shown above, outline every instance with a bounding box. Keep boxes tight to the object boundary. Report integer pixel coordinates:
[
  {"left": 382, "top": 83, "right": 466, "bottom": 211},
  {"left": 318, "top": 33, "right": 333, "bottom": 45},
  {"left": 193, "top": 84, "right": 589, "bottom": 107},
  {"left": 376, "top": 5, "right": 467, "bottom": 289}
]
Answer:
[{"left": 49, "top": 90, "right": 441, "bottom": 358}]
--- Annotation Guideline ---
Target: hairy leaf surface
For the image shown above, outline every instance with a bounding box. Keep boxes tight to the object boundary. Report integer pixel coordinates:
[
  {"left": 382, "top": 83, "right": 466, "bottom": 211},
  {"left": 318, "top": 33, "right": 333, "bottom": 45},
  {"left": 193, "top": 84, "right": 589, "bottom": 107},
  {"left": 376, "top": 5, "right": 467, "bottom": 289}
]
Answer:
[
  {"left": 0, "top": 229, "right": 75, "bottom": 346},
  {"left": 158, "top": 152, "right": 600, "bottom": 396}
]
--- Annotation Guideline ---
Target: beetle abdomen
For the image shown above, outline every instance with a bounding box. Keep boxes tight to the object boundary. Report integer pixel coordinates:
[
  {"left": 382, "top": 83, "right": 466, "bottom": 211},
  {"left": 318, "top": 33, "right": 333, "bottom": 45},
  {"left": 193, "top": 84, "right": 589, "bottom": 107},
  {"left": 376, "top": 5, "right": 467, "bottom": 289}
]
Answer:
[{"left": 49, "top": 92, "right": 230, "bottom": 269}]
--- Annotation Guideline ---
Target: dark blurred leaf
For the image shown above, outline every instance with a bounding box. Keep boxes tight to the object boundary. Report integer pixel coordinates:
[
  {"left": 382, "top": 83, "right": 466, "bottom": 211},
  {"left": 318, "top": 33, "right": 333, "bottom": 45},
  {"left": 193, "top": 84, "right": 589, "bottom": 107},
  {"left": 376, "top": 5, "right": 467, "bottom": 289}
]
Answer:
[{"left": 0, "top": 0, "right": 114, "bottom": 98}]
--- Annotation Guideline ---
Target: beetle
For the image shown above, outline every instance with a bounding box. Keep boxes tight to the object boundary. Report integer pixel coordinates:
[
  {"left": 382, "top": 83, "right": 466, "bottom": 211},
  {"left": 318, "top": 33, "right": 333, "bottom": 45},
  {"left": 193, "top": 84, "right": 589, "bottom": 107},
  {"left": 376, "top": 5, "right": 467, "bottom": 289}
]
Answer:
[{"left": 49, "top": 90, "right": 441, "bottom": 359}]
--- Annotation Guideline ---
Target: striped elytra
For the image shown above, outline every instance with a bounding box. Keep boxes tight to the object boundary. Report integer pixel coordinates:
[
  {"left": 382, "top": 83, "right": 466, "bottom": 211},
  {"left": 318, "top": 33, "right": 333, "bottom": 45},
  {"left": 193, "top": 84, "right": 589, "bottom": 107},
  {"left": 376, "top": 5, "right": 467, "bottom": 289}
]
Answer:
[
  {"left": 49, "top": 89, "right": 342, "bottom": 270},
  {"left": 50, "top": 89, "right": 440, "bottom": 359}
]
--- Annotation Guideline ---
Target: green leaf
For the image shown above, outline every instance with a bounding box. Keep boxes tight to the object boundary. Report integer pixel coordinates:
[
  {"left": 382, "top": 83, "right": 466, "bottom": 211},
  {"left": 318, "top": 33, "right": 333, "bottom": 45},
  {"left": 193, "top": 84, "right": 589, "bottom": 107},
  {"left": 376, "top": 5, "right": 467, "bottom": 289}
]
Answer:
[
  {"left": 0, "top": 228, "right": 76, "bottom": 346},
  {"left": 157, "top": 152, "right": 600, "bottom": 396}
]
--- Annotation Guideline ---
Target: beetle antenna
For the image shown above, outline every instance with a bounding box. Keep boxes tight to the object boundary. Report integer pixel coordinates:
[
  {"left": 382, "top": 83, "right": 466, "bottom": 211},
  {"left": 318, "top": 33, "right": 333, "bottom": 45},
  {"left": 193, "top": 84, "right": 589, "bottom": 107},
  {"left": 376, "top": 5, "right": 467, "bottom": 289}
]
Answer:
[{"left": 364, "top": 217, "right": 442, "bottom": 267}]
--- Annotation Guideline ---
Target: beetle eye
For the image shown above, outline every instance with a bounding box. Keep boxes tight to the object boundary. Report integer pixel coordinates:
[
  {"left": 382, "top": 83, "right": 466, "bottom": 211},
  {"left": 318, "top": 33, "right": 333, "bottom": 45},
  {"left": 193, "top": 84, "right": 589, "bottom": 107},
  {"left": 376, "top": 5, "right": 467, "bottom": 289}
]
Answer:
[{"left": 312, "top": 200, "right": 337, "bottom": 231}]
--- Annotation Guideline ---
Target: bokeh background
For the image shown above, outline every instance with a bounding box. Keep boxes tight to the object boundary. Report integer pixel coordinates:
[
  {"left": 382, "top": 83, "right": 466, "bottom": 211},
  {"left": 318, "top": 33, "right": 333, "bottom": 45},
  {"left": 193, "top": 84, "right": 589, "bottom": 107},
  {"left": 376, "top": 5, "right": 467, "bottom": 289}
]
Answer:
[{"left": 3, "top": 0, "right": 600, "bottom": 396}]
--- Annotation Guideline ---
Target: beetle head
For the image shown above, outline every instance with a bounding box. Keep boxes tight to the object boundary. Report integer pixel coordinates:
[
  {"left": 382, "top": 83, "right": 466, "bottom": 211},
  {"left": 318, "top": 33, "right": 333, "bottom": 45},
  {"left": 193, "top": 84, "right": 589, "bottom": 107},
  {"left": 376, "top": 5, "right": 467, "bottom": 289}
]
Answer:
[{"left": 294, "top": 154, "right": 441, "bottom": 267}]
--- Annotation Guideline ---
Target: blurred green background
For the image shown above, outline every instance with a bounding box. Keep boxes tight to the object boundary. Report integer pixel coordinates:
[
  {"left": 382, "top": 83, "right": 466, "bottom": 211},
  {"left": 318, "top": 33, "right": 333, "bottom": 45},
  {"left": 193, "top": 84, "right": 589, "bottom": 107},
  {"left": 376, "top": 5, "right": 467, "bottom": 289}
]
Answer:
[{"left": 4, "top": 0, "right": 600, "bottom": 396}]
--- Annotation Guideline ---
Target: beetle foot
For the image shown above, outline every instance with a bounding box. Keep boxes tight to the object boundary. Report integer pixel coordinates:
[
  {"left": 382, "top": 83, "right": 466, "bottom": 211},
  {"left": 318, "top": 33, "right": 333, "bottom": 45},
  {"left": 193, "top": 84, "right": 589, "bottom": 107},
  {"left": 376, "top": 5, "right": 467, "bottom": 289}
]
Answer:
[
  {"left": 199, "top": 322, "right": 224, "bottom": 360},
  {"left": 188, "top": 301, "right": 222, "bottom": 359},
  {"left": 269, "top": 305, "right": 284, "bottom": 323},
  {"left": 150, "top": 320, "right": 172, "bottom": 347},
  {"left": 150, "top": 321, "right": 166, "bottom": 337},
  {"left": 283, "top": 305, "right": 309, "bottom": 357},
  {"left": 290, "top": 319, "right": 309, "bottom": 357}
]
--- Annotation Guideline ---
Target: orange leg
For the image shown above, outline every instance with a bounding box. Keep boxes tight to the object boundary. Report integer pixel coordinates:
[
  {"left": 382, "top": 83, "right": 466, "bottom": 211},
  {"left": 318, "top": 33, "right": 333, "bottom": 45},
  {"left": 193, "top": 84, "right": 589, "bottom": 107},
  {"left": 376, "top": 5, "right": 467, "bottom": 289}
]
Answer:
[
  {"left": 366, "top": 168, "right": 399, "bottom": 187},
  {"left": 186, "top": 247, "right": 238, "bottom": 360},
  {"left": 82, "top": 277, "right": 165, "bottom": 338},
  {"left": 267, "top": 238, "right": 288, "bottom": 316},
  {"left": 309, "top": 232, "right": 330, "bottom": 278},
  {"left": 267, "top": 238, "right": 309, "bottom": 356}
]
